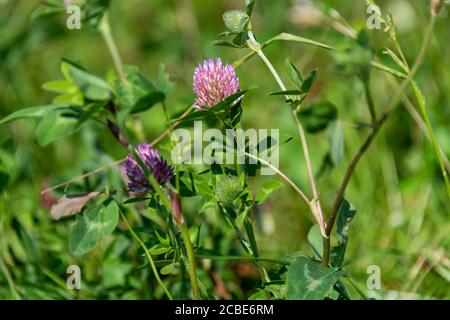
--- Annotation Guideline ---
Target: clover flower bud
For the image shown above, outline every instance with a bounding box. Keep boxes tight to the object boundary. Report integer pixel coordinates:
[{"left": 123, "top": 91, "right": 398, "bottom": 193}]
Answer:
[{"left": 122, "top": 144, "right": 174, "bottom": 193}]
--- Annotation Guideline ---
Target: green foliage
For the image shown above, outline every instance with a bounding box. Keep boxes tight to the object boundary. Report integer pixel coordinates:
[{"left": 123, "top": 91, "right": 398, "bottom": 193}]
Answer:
[
  {"left": 0, "top": 0, "right": 448, "bottom": 301},
  {"left": 0, "top": 105, "right": 55, "bottom": 125},
  {"left": 286, "top": 255, "right": 344, "bottom": 300},
  {"left": 171, "top": 90, "right": 247, "bottom": 125},
  {"left": 69, "top": 200, "right": 119, "bottom": 256},
  {"left": 35, "top": 107, "right": 80, "bottom": 146},
  {"left": 297, "top": 101, "right": 338, "bottom": 133},
  {"left": 62, "top": 60, "right": 112, "bottom": 101},
  {"left": 333, "top": 30, "right": 373, "bottom": 79},
  {"left": 115, "top": 65, "right": 165, "bottom": 116},
  {"left": 330, "top": 200, "right": 357, "bottom": 267},
  {"left": 222, "top": 10, "right": 250, "bottom": 34}
]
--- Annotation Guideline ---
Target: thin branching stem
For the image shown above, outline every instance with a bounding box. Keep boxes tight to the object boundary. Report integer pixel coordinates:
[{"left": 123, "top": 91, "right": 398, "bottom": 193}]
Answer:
[
  {"left": 247, "top": 31, "right": 326, "bottom": 237},
  {"left": 233, "top": 32, "right": 407, "bottom": 80},
  {"left": 323, "top": 15, "right": 438, "bottom": 265},
  {"left": 99, "top": 13, "right": 125, "bottom": 82}
]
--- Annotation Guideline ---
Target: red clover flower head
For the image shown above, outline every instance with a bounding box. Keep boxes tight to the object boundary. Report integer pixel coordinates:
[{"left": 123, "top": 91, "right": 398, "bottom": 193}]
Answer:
[
  {"left": 122, "top": 144, "right": 174, "bottom": 193},
  {"left": 193, "top": 58, "right": 240, "bottom": 109}
]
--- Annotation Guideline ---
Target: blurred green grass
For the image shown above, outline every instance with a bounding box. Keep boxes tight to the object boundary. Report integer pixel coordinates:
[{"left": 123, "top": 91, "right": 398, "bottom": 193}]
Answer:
[{"left": 0, "top": 0, "right": 448, "bottom": 299}]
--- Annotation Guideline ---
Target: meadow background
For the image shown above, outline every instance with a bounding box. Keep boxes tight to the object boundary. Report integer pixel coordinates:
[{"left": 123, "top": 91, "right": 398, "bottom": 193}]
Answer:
[{"left": 0, "top": 0, "right": 448, "bottom": 299}]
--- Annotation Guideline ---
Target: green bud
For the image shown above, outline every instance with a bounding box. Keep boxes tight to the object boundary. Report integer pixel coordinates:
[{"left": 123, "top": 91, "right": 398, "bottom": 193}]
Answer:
[
  {"left": 215, "top": 175, "right": 242, "bottom": 207},
  {"left": 223, "top": 10, "right": 250, "bottom": 34}
]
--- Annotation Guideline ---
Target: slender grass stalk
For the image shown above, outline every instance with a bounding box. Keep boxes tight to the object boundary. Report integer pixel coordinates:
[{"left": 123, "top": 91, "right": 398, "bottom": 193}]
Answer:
[
  {"left": 244, "top": 216, "right": 271, "bottom": 284},
  {"left": 343, "top": 276, "right": 368, "bottom": 300},
  {"left": 362, "top": 77, "right": 377, "bottom": 124},
  {"left": 119, "top": 210, "right": 173, "bottom": 300},
  {"left": 99, "top": 13, "right": 125, "bottom": 82},
  {"left": 180, "top": 223, "right": 200, "bottom": 299},
  {"left": 0, "top": 258, "right": 20, "bottom": 300}
]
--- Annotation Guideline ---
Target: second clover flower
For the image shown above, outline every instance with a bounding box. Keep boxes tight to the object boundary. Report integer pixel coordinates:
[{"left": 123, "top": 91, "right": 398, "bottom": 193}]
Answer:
[
  {"left": 193, "top": 58, "right": 240, "bottom": 109},
  {"left": 122, "top": 144, "right": 174, "bottom": 194}
]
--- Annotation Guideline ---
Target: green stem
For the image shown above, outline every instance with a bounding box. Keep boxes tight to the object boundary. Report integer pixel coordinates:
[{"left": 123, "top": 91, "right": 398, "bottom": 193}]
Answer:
[
  {"left": 119, "top": 210, "right": 173, "bottom": 300},
  {"left": 233, "top": 33, "right": 407, "bottom": 80},
  {"left": 411, "top": 80, "right": 450, "bottom": 196},
  {"left": 222, "top": 205, "right": 270, "bottom": 295},
  {"left": 0, "top": 258, "right": 20, "bottom": 300},
  {"left": 180, "top": 223, "right": 200, "bottom": 300},
  {"left": 162, "top": 102, "right": 200, "bottom": 299},
  {"left": 99, "top": 13, "right": 125, "bottom": 82},
  {"left": 322, "top": 237, "right": 330, "bottom": 266},
  {"left": 246, "top": 31, "right": 326, "bottom": 237},
  {"left": 222, "top": 206, "right": 252, "bottom": 254},
  {"left": 362, "top": 76, "right": 377, "bottom": 124},
  {"left": 244, "top": 216, "right": 271, "bottom": 284}
]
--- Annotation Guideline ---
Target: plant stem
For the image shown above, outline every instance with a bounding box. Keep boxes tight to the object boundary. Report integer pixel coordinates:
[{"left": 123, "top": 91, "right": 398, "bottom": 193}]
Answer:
[
  {"left": 244, "top": 215, "right": 271, "bottom": 284},
  {"left": 99, "top": 13, "right": 125, "bottom": 82},
  {"left": 119, "top": 210, "right": 173, "bottom": 300},
  {"left": 180, "top": 223, "right": 200, "bottom": 300},
  {"left": 161, "top": 101, "right": 200, "bottom": 300},
  {"left": 222, "top": 206, "right": 253, "bottom": 254},
  {"left": 323, "top": 15, "right": 438, "bottom": 264},
  {"left": 222, "top": 205, "right": 270, "bottom": 296},
  {"left": 247, "top": 31, "right": 326, "bottom": 237},
  {"left": 322, "top": 237, "right": 331, "bottom": 267},
  {"left": 243, "top": 150, "right": 311, "bottom": 205},
  {"left": 362, "top": 77, "right": 377, "bottom": 124},
  {"left": 234, "top": 33, "right": 407, "bottom": 80}
]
